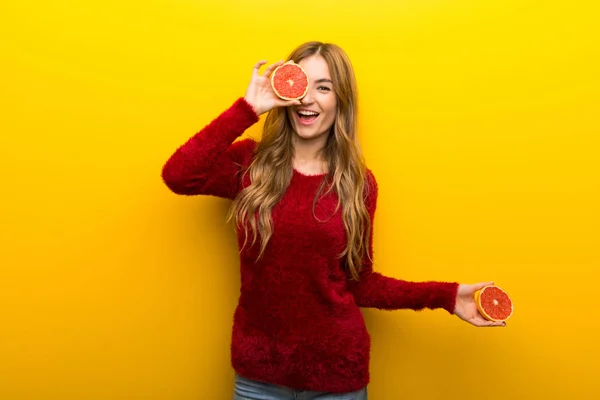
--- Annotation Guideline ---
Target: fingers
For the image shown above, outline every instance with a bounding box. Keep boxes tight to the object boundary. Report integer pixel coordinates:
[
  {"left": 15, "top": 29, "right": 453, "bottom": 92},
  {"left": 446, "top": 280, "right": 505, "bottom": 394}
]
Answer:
[
  {"left": 485, "top": 321, "right": 507, "bottom": 327},
  {"left": 278, "top": 99, "right": 302, "bottom": 107},
  {"left": 472, "top": 316, "right": 506, "bottom": 327},
  {"left": 252, "top": 60, "right": 286, "bottom": 81},
  {"left": 482, "top": 319, "right": 506, "bottom": 327},
  {"left": 262, "top": 60, "right": 284, "bottom": 78},
  {"left": 252, "top": 60, "right": 267, "bottom": 76},
  {"left": 473, "top": 281, "right": 495, "bottom": 290}
]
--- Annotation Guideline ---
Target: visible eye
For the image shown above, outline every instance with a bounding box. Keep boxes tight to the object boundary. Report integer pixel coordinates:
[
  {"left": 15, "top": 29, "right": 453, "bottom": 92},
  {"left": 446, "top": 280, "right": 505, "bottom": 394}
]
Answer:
[{"left": 317, "top": 86, "right": 331, "bottom": 92}]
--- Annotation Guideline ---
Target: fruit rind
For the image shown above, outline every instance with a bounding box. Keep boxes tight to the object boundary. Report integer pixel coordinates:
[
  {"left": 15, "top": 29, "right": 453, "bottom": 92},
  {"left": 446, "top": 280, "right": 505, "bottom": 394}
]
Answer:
[
  {"left": 474, "top": 285, "right": 513, "bottom": 322},
  {"left": 270, "top": 60, "right": 310, "bottom": 101}
]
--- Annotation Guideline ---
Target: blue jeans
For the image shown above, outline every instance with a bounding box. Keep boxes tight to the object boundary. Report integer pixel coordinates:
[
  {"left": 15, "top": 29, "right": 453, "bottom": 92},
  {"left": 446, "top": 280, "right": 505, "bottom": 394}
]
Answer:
[{"left": 233, "top": 374, "right": 368, "bottom": 400}]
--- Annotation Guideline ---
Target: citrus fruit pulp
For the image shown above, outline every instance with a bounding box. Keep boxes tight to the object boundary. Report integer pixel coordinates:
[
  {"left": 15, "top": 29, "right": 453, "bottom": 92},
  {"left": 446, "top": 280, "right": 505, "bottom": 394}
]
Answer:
[
  {"left": 474, "top": 285, "right": 513, "bottom": 322},
  {"left": 270, "top": 61, "right": 309, "bottom": 100}
]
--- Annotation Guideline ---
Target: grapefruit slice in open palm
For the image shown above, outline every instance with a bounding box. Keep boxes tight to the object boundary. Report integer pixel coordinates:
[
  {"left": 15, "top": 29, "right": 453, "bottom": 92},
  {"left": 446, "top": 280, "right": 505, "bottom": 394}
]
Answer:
[
  {"left": 270, "top": 61, "right": 309, "bottom": 100},
  {"left": 474, "top": 285, "right": 513, "bottom": 322}
]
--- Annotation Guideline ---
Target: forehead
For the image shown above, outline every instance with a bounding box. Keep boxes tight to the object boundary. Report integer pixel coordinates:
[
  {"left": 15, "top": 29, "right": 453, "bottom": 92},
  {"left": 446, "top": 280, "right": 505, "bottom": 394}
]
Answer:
[{"left": 298, "top": 55, "right": 331, "bottom": 80}]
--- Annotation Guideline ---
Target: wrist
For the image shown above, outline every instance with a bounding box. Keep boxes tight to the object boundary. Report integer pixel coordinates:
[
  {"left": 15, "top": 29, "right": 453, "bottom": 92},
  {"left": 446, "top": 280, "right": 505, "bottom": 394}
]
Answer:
[
  {"left": 244, "top": 96, "right": 265, "bottom": 116},
  {"left": 242, "top": 97, "right": 262, "bottom": 116}
]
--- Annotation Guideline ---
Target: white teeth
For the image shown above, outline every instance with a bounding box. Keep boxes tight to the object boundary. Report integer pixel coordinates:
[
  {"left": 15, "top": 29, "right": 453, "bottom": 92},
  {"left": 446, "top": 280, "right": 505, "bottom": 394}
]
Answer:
[{"left": 298, "top": 111, "right": 319, "bottom": 116}]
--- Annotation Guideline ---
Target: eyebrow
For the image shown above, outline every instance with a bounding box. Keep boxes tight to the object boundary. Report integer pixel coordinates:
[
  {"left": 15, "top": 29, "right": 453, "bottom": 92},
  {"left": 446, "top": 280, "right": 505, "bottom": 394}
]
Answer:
[{"left": 315, "top": 78, "right": 333, "bottom": 84}]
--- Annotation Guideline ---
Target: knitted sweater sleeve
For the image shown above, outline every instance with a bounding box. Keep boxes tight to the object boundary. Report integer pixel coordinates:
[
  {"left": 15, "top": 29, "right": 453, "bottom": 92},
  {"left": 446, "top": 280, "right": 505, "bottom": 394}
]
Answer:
[
  {"left": 161, "top": 98, "right": 259, "bottom": 199},
  {"left": 348, "top": 171, "right": 460, "bottom": 314}
]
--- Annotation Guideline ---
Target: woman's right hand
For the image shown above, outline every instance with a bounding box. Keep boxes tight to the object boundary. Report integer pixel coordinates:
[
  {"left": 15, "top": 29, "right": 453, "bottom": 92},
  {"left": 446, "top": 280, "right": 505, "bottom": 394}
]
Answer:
[{"left": 244, "top": 60, "right": 301, "bottom": 116}]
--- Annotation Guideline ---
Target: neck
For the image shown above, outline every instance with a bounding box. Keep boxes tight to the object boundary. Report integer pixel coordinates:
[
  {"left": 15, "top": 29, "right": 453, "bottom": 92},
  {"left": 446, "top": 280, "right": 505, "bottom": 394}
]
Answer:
[{"left": 292, "top": 135, "right": 328, "bottom": 174}]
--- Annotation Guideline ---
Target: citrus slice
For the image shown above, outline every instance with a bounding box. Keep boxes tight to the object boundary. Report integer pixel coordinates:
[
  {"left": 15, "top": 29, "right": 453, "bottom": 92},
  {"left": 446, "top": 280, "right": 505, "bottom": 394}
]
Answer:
[
  {"left": 270, "top": 61, "right": 309, "bottom": 100},
  {"left": 474, "top": 285, "right": 513, "bottom": 322}
]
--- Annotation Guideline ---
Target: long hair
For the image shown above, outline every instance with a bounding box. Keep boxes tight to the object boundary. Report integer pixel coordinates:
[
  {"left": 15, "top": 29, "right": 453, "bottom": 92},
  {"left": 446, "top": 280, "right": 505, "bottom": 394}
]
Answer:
[{"left": 227, "top": 41, "right": 371, "bottom": 281}]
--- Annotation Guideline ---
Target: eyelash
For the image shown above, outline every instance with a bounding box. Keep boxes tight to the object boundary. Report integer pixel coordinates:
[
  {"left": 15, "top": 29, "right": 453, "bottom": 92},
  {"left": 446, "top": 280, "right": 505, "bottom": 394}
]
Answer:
[{"left": 317, "top": 86, "right": 331, "bottom": 91}]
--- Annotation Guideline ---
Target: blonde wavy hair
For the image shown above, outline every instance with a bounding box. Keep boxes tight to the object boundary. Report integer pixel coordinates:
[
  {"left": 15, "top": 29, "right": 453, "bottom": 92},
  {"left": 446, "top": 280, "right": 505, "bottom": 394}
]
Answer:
[{"left": 227, "top": 41, "right": 371, "bottom": 281}]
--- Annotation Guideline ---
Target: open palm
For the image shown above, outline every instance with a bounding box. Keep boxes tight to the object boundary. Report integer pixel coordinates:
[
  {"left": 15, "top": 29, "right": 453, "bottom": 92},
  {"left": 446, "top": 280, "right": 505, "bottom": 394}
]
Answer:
[{"left": 454, "top": 282, "right": 506, "bottom": 327}]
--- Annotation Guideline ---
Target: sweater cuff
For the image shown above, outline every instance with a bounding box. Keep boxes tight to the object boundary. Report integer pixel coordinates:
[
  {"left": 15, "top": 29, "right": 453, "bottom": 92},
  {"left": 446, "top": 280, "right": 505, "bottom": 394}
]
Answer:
[
  {"left": 236, "top": 97, "right": 260, "bottom": 122},
  {"left": 439, "top": 282, "right": 460, "bottom": 314},
  {"left": 199, "top": 97, "right": 259, "bottom": 147}
]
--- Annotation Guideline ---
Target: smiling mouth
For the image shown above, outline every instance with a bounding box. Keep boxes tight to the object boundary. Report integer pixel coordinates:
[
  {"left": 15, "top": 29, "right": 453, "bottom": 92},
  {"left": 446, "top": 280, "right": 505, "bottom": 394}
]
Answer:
[{"left": 296, "top": 111, "right": 320, "bottom": 124}]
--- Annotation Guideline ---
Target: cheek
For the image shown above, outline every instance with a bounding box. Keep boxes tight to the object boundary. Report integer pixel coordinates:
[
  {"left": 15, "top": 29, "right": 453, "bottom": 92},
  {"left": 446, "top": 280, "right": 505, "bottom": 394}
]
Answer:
[
  {"left": 325, "top": 99, "right": 337, "bottom": 122},
  {"left": 322, "top": 109, "right": 336, "bottom": 130},
  {"left": 319, "top": 97, "right": 336, "bottom": 123},
  {"left": 326, "top": 97, "right": 337, "bottom": 114}
]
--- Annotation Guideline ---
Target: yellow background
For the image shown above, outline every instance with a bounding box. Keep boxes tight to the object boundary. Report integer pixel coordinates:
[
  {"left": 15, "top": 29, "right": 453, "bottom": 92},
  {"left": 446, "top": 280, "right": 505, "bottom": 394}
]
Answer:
[{"left": 1, "top": 0, "right": 599, "bottom": 399}]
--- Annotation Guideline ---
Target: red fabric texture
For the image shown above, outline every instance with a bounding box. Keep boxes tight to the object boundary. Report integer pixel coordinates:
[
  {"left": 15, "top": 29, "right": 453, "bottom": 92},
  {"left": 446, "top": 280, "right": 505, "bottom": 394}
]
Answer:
[{"left": 162, "top": 98, "right": 459, "bottom": 393}]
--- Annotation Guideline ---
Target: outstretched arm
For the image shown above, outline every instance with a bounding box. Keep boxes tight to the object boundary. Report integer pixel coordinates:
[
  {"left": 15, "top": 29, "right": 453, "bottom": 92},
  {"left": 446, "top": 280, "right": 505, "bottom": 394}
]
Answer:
[
  {"left": 349, "top": 172, "right": 507, "bottom": 327},
  {"left": 348, "top": 171, "right": 459, "bottom": 314}
]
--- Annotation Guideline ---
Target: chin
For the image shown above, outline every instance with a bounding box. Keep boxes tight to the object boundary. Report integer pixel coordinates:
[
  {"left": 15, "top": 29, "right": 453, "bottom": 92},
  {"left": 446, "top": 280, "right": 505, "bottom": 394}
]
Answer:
[{"left": 293, "top": 127, "right": 329, "bottom": 141}]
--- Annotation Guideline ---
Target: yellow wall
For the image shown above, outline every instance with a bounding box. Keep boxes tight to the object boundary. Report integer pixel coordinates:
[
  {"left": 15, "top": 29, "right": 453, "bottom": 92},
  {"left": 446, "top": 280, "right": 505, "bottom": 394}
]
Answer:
[{"left": 1, "top": 0, "right": 599, "bottom": 399}]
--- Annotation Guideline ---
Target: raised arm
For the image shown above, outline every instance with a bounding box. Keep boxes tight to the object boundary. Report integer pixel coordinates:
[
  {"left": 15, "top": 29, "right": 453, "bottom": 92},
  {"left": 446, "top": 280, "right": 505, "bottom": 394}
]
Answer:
[
  {"left": 161, "top": 60, "right": 302, "bottom": 199},
  {"left": 161, "top": 98, "right": 259, "bottom": 199}
]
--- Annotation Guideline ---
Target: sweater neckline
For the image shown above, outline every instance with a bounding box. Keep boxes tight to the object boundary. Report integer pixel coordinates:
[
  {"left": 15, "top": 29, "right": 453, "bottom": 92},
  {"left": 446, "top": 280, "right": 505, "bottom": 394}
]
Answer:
[{"left": 293, "top": 168, "right": 327, "bottom": 178}]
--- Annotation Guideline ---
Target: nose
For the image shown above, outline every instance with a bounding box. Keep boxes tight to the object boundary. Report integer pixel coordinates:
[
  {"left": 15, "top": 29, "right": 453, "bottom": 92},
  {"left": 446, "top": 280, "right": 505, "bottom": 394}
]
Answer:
[{"left": 300, "top": 87, "right": 315, "bottom": 105}]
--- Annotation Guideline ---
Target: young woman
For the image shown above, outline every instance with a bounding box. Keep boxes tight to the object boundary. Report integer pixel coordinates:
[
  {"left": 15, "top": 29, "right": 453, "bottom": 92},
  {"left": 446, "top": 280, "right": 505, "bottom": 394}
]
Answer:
[{"left": 161, "top": 41, "right": 505, "bottom": 400}]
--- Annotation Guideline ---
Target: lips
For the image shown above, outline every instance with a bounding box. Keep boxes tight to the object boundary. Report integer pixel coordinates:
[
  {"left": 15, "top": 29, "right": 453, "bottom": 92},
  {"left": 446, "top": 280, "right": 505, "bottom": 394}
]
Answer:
[{"left": 296, "top": 109, "right": 320, "bottom": 125}]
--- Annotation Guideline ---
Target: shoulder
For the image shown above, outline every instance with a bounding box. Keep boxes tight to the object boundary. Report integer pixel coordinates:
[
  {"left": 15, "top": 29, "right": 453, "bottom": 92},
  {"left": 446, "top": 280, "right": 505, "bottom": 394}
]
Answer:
[
  {"left": 364, "top": 168, "right": 378, "bottom": 190},
  {"left": 364, "top": 167, "right": 379, "bottom": 210}
]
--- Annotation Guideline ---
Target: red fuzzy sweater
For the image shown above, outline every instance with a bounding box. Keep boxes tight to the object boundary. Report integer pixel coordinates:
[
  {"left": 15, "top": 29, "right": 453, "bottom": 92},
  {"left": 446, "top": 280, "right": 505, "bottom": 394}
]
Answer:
[{"left": 161, "top": 98, "right": 460, "bottom": 393}]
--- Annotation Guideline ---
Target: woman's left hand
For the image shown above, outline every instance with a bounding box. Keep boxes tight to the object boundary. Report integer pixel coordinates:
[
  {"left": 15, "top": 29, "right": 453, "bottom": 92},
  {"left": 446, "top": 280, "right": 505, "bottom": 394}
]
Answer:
[{"left": 454, "top": 282, "right": 506, "bottom": 327}]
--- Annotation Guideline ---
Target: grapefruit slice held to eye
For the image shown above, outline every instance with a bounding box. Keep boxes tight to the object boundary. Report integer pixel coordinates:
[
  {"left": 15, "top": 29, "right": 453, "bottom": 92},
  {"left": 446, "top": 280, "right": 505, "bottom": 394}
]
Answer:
[
  {"left": 474, "top": 285, "right": 513, "bottom": 322},
  {"left": 270, "top": 61, "right": 309, "bottom": 100}
]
